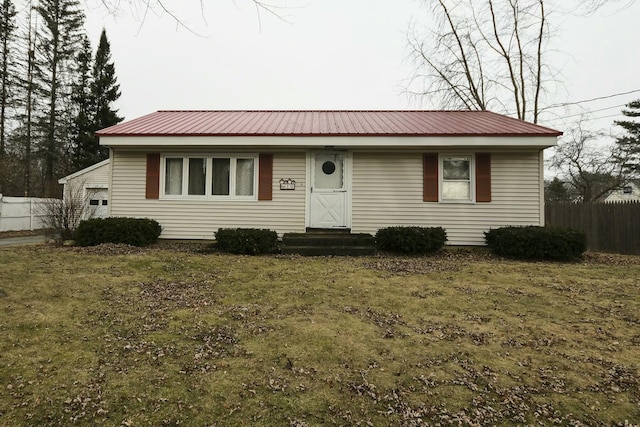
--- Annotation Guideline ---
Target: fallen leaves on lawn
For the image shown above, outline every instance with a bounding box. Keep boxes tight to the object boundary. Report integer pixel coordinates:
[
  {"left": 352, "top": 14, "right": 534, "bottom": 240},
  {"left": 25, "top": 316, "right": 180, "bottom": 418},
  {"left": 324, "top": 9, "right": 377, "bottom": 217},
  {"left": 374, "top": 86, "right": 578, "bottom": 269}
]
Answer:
[
  {"left": 582, "top": 252, "right": 640, "bottom": 266},
  {"left": 362, "top": 249, "right": 495, "bottom": 275},
  {"left": 73, "top": 243, "right": 146, "bottom": 256},
  {"left": 339, "top": 354, "right": 640, "bottom": 427},
  {"left": 364, "top": 249, "right": 640, "bottom": 275}
]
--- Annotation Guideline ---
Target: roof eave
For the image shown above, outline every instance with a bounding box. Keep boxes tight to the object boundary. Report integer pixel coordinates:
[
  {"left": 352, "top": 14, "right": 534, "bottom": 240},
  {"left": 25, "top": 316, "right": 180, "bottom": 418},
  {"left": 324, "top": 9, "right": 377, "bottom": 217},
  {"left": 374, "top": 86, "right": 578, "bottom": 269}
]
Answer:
[
  {"left": 99, "top": 134, "right": 559, "bottom": 149},
  {"left": 96, "top": 131, "right": 562, "bottom": 138}
]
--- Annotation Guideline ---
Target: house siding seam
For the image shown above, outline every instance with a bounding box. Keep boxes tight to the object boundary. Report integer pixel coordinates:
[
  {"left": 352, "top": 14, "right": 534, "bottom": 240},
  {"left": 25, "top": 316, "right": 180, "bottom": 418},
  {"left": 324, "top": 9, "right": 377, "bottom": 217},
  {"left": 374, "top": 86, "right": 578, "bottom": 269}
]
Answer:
[
  {"left": 350, "top": 151, "right": 542, "bottom": 246},
  {"left": 110, "top": 150, "right": 306, "bottom": 239}
]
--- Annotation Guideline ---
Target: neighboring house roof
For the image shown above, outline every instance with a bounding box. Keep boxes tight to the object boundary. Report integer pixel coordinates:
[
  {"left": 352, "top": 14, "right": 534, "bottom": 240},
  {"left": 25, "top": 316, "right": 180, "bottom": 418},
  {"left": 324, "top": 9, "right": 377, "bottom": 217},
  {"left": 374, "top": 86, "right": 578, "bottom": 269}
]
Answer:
[
  {"left": 96, "top": 110, "right": 562, "bottom": 137},
  {"left": 603, "top": 180, "right": 640, "bottom": 202},
  {"left": 58, "top": 159, "right": 110, "bottom": 184}
]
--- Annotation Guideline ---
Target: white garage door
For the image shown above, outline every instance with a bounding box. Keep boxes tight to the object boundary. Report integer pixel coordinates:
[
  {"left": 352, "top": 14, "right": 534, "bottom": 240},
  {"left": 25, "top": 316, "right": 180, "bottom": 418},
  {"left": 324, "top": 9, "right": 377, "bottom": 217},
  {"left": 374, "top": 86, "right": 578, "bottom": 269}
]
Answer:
[{"left": 87, "top": 189, "right": 108, "bottom": 218}]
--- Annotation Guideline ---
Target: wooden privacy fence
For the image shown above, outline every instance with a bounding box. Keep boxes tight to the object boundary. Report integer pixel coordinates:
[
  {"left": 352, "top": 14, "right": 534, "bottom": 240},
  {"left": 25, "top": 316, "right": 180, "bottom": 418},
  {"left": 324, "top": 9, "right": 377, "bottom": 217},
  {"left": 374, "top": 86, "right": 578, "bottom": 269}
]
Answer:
[{"left": 545, "top": 201, "right": 640, "bottom": 255}]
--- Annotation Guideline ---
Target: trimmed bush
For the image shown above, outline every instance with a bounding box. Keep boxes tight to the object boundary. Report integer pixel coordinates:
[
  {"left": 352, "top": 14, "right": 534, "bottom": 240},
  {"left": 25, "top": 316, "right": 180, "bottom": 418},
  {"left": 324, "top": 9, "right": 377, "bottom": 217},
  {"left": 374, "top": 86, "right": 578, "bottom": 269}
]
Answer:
[
  {"left": 75, "top": 217, "right": 162, "bottom": 247},
  {"left": 484, "top": 226, "right": 586, "bottom": 261},
  {"left": 215, "top": 228, "right": 278, "bottom": 255},
  {"left": 375, "top": 226, "right": 447, "bottom": 255}
]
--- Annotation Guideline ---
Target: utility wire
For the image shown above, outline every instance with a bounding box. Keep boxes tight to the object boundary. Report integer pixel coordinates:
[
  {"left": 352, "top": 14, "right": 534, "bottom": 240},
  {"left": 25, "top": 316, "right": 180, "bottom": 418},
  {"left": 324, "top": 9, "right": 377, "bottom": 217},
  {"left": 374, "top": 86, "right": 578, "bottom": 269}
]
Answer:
[
  {"left": 544, "top": 104, "right": 627, "bottom": 123},
  {"left": 508, "top": 89, "right": 640, "bottom": 117},
  {"left": 541, "top": 89, "right": 640, "bottom": 111},
  {"left": 587, "top": 113, "right": 629, "bottom": 122}
]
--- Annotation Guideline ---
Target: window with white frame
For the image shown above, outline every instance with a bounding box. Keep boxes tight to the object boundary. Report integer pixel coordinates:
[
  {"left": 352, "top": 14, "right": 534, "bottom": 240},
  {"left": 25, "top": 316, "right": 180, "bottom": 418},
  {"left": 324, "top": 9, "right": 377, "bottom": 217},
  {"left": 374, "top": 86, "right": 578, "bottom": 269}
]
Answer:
[
  {"left": 441, "top": 155, "right": 473, "bottom": 201},
  {"left": 163, "top": 155, "right": 257, "bottom": 199}
]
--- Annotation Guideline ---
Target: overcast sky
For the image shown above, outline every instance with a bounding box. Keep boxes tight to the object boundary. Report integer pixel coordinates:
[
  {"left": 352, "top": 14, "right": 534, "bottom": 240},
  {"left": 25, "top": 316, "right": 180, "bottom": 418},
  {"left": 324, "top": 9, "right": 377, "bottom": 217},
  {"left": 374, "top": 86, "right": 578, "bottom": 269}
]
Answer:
[{"left": 83, "top": 0, "right": 640, "bottom": 135}]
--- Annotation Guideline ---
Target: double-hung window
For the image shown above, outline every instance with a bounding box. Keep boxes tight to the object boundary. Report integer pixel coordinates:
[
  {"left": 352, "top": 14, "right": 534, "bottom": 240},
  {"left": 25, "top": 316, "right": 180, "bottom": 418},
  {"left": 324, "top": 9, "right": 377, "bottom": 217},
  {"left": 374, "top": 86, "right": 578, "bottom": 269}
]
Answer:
[
  {"left": 163, "top": 155, "right": 257, "bottom": 199},
  {"left": 441, "top": 155, "right": 473, "bottom": 202}
]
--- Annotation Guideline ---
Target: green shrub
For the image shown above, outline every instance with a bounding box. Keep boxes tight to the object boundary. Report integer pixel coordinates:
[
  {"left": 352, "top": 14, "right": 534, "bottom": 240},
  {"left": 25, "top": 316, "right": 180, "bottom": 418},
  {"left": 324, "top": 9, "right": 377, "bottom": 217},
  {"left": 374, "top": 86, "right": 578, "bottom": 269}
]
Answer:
[
  {"left": 215, "top": 228, "right": 278, "bottom": 255},
  {"left": 75, "top": 217, "right": 162, "bottom": 247},
  {"left": 375, "top": 226, "right": 447, "bottom": 255},
  {"left": 484, "top": 226, "right": 586, "bottom": 260}
]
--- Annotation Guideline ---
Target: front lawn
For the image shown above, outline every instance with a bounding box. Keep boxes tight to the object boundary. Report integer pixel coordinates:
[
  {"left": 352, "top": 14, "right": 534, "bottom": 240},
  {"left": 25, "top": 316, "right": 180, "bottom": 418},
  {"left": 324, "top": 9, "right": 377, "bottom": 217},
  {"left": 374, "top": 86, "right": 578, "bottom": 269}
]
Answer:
[{"left": 0, "top": 244, "right": 639, "bottom": 426}]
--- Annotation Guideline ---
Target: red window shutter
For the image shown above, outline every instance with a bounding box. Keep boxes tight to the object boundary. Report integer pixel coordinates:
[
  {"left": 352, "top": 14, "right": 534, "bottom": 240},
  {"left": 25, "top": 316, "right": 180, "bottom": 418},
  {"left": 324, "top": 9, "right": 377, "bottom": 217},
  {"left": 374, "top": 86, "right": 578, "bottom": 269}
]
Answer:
[
  {"left": 146, "top": 153, "right": 160, "bottom": 199},
  {"left": 423, "top": 153, "right": 438, "bottom": 202},
  {"left": 475, "top": 153, "right": 491, "bottom": 202},
  {"left": 258, "top": 154, "right": 273, "bottom": 201}
]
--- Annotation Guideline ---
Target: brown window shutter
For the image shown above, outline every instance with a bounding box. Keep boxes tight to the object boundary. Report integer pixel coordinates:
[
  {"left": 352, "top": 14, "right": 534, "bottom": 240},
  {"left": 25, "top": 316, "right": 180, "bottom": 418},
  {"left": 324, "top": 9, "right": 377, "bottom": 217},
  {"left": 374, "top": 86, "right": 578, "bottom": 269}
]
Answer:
[
  {"left": 475, "top": 153, "right": 491, "bottom": 202},
  {"left": 423, "top": 153, "right": 438, "bottom": 202},
  {"left": 146, "top": 153, "right": 161, "bottom": 199},
  {"left": 258, "top": 154, "right": 273, "bottom": 201}
]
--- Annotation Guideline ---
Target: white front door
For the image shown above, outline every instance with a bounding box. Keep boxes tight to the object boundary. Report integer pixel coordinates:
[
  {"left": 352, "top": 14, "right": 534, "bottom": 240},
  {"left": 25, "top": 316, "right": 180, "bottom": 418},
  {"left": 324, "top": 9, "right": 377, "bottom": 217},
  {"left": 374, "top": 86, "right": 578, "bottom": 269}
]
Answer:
[{"left": 309, "top": 151, "right": 349, "bottom": 228}]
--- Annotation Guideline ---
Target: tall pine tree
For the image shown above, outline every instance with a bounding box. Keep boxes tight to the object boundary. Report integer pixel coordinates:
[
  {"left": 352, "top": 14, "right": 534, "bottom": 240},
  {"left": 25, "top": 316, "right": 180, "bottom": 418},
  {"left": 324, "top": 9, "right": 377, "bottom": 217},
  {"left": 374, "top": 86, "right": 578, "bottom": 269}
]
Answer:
[
  {"left": 0, "top": 0, "right": 17, "bottom": 193},
  {"left": 91, "top": 28, "right": 122, "bottom": 139},
  {"left": 71, "top": 28, "right": 122, "bottom": 170},
  {"left": 70, "top": 35, "right": 95, "bottom": 170},
  {"left": 615, "top": 99, "right": 640, "bottom": 178},
  {"left": 35, "top": 0, "right": 85, "bottom": 196}
]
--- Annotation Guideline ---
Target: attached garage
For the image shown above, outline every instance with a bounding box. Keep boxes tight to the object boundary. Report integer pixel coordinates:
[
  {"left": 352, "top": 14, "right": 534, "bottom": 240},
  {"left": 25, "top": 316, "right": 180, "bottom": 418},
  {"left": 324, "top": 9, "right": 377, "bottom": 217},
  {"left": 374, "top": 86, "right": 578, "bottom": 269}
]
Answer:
[{"left": 58, "top": 159, "right": 110, "bottom": 219}]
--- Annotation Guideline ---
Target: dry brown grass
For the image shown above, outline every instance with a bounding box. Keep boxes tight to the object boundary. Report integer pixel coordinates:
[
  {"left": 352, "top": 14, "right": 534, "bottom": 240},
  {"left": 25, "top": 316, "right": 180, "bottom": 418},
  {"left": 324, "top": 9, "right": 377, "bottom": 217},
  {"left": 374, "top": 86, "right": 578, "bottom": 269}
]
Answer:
[{"left": 0, "top": 244, "right": 639, "bottom": 426}]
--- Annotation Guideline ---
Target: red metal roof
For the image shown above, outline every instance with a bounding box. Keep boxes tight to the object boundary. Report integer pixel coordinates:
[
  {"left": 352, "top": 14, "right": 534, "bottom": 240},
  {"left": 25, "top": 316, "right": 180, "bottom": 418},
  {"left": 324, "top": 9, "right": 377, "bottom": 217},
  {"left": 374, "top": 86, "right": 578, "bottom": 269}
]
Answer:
[{"left": 96, "top": 110, "right": 562, "bottom": 137}]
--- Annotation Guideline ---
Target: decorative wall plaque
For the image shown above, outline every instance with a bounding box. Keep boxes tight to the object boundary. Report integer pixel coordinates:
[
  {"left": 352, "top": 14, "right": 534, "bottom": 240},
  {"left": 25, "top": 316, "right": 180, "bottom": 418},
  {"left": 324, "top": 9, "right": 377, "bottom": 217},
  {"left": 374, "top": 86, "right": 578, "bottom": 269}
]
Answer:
[{"left": 279, "top": 178, "right": 296, "bottom": 190}]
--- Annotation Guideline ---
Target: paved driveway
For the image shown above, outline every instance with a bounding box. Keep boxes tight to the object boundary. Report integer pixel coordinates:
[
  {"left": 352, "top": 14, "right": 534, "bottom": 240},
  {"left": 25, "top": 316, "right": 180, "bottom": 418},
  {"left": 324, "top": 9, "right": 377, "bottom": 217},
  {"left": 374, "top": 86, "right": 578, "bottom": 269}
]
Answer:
[{"left": 0, "top": 235, "right": 46, "bottom": 246}]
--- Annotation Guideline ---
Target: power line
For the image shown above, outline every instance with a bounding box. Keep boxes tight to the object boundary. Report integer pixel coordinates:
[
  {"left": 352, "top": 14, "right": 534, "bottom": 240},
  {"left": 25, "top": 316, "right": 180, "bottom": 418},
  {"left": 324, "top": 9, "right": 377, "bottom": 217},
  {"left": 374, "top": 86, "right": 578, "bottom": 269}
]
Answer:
[
  {"left": 544, "top": 104, "right": 627, "bottom": 123},
  {"left": 588, "top": 113, "right": 629, "bottom": 122},
  {"left": 542, "top": 89, "right": 640, "bottom": 111}
]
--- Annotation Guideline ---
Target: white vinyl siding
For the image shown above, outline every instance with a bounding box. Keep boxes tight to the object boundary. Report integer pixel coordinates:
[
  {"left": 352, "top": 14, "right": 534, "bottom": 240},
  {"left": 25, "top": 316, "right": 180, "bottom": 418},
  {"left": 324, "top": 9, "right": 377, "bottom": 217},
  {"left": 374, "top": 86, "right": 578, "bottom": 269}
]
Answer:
[
  {"left": 109, "top": 147, "right": 545, "bottom": 244},
  {"left": 63, "top": 161, "right": 110, "bottom": 190},
  {"left": 110, "top": 149, "right": 306, "bottom": 239},
  {"left": 351, "top": 151, "right": 543, "bottom": 245}
]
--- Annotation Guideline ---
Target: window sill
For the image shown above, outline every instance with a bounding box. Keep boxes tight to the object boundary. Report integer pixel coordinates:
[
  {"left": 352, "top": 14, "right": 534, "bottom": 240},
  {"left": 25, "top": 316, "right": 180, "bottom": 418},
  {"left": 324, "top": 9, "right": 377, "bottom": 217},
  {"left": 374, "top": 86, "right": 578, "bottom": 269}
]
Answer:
[
  {"left": 438, "top": 199, "right": 476, "bottom": 204},
  {"left": 160, "top": 196, "right": 258, "bottom": 201}
]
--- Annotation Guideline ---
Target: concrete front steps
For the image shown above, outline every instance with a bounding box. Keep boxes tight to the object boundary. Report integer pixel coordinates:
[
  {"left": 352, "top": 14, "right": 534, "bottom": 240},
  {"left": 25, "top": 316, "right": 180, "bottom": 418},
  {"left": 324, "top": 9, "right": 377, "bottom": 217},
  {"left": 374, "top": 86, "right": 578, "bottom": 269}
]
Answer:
[{"left": 281, "top": 229, "right": 376, "bottom": 256}]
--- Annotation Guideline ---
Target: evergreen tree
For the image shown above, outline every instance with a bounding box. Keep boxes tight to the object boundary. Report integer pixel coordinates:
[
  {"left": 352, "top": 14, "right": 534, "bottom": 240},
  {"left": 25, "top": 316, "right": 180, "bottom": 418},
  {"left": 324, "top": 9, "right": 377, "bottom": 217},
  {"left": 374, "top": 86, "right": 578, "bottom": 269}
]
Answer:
[
  {"left": 0, "top": 0, "right": 17, "bottom": 193},
  {"left": 35, "top": 0, "right": 85, "bottom": 196},
  {"left": 70, "top": 35, "right": 96, "bottom": 170},
  {"left": 615, "top": 99, "right": 640, "bottom": 178},
  {"left": 70, "top": 28, "right": 122, "bottom": 170},
  {"left": 545, "top": 177, "right": 572, "bottom": 203},
  {"left": 91, "top": 28, "right": 121, "bottom": 139}
]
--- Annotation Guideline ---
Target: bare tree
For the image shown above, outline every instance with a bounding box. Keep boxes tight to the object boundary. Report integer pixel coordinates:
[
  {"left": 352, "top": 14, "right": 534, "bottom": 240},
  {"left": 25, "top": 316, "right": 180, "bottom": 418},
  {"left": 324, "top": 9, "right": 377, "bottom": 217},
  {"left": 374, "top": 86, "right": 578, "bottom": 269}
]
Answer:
[
  {"left": 574, "top": 0, "right": 636, "bottom": 15},
  {"left": 550, "top": 120, "right": 629, "bottom": 202},
  {"left": 96, "top": 0, "right": 288, "bottom": 32},
  {"left": 37, "top": 179, "right": 95, "bottom": 242},
  {"left": 408, "top": 0, "right": 551, "bottom": 123}
]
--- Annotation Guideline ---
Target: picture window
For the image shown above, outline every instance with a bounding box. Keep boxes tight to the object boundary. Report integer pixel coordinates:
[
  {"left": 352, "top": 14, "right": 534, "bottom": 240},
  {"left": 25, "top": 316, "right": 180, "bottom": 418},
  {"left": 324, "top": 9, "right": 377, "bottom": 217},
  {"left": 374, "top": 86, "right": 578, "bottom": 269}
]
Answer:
[{"left": 162, "top": 155, "right": 257, "bottom": 199}]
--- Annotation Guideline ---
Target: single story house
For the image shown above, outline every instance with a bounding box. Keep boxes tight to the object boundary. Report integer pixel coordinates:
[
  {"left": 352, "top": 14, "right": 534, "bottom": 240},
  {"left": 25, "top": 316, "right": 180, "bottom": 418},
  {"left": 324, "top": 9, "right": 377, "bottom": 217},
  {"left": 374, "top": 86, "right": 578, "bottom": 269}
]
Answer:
[
  {"left": 603, "top": 180, "right": 640, "bottom": 203},
  {"left": 96, "top": 110, "right": 562, "bottom": 245},
  {"left": 58, "top": 159, "right": 110, "bottom": 218}
]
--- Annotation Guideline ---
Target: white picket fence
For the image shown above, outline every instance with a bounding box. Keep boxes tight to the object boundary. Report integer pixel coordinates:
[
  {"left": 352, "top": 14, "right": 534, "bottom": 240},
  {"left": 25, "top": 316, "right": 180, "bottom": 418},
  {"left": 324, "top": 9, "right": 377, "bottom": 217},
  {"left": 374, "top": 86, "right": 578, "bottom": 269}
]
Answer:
[{"left": 0, "top": 194, "right": 58, "bottom": 232}]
